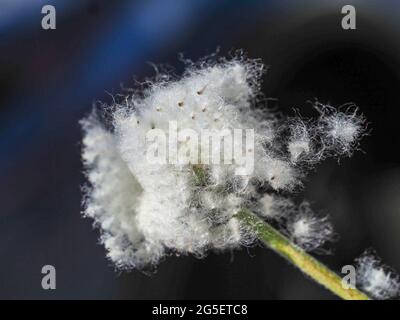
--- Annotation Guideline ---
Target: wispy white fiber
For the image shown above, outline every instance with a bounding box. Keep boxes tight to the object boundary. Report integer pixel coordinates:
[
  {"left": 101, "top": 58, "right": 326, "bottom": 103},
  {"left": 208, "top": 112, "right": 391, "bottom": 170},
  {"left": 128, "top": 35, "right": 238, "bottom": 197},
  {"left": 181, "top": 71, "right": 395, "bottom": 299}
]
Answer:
[
  {"left": 288, "top": 119, "right": 312, "bottom": 163},
  {"left": 257, "top": 194, "right": 296, "bottom": 220},
  {"left": 288, "top": 202, "right": 334, "bottom": 251},
  {"left": 81, "top": 54, "right": 366, "bottom": 269},
  {"left": 356, "top": 251, "right": 400, "bottom": 300},
  {"left": 315, "top": 103, "right": 366, "bottom": 157},
  {"left": 81, "top": 115, "right": 164, "bottom": 269}
]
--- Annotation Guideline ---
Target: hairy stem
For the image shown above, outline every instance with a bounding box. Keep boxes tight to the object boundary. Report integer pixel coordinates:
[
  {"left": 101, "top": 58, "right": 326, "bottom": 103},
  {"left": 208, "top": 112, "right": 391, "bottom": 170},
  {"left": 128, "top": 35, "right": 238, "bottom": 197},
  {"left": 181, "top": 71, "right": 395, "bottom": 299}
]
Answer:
[{"left": 236, "top": 209, "right": 370, "bottom": 300}]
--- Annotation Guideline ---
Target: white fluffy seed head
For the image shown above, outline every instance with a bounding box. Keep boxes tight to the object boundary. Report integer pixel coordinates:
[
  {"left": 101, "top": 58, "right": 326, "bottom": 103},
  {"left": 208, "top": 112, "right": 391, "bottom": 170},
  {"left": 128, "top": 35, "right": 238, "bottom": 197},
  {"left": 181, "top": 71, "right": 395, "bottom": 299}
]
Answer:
[
  {"left": 81, "top": 54, "right": 366, "bottom": 269},
  {"left": 356, "top": 251, "right": 400, "bottom": 300}
]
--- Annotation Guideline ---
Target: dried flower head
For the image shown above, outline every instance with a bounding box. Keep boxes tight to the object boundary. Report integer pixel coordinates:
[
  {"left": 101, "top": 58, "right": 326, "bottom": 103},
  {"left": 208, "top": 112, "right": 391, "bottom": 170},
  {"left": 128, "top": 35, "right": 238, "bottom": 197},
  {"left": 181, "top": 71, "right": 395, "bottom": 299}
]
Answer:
[{"left": 81, "top": 54, "right": 366, "bottom": 270}]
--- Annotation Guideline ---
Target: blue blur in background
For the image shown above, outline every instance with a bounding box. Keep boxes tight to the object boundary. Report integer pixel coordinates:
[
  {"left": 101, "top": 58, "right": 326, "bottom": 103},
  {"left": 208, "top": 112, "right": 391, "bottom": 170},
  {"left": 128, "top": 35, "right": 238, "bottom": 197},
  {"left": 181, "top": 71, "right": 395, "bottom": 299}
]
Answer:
[{"left": 1, "top": 0, "right": 400, "bottom": 299}]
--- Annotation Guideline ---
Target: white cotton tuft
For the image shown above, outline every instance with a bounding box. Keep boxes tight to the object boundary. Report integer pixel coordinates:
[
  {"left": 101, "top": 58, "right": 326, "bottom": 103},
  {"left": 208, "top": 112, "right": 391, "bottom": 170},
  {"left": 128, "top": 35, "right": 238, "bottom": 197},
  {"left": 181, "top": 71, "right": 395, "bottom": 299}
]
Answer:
[
  {"left": 356, "top": 251, "right": 400, "bottom": 300},
  {"left": 316, "top": 103, "right": 366, "bottom": 156},
  {"left": 288, "top": 140, "right": 310, "bottom": 162},
  {"left": 81, "top": 54, "right": 365, "bottom": 270},
  {"left": 81, "top": 114, "right": 164, "bottom": 269},
  {"left": 288, "top": 202, "right": 334, "bottom": 251},
  {"left": 287, "top": 120, "right": 312, "bottom": 163},
  {"left": 257, "top": 194, "right": 296, "bottom": 220}
]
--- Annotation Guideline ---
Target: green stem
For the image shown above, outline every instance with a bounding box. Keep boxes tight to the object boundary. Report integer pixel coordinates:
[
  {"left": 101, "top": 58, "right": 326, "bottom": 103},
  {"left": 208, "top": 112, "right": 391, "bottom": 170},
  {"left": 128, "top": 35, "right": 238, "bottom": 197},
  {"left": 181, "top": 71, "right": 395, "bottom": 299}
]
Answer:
[
  {"left": 236, "top": 209, "right": 370, "bottom": 300},
  {"left": 190, "top": 165, "right": 369, "bottom": 299}
]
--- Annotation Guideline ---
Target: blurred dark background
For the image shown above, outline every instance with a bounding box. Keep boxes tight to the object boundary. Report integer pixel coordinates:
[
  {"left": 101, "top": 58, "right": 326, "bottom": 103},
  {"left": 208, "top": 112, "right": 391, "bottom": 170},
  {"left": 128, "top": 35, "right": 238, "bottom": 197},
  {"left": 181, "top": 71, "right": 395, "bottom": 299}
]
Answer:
[{"left": 1, "top": 0, "right": 400, "bottom": 299}]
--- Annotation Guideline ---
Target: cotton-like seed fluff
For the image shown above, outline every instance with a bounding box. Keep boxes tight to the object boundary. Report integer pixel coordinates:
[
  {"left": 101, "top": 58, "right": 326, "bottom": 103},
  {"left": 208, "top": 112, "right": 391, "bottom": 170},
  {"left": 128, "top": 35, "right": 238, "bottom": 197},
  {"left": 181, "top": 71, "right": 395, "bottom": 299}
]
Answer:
[
  {"left": 81, "top": 55, "right": 366, "bottom": 269},
  {"left": 356, "top": 251, "right": 400, "bottom": 300}
]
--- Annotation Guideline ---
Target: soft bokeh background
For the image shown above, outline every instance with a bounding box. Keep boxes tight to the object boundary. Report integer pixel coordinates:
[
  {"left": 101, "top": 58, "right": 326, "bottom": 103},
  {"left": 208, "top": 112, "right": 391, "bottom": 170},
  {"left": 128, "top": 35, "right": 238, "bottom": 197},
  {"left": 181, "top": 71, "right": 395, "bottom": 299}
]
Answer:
[{"left": 1, "top": 0, "right": 400, "bottom": 299}]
